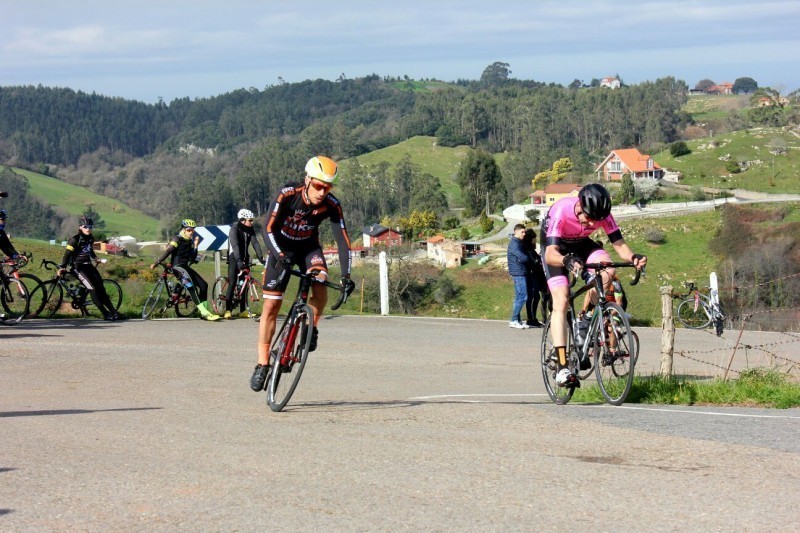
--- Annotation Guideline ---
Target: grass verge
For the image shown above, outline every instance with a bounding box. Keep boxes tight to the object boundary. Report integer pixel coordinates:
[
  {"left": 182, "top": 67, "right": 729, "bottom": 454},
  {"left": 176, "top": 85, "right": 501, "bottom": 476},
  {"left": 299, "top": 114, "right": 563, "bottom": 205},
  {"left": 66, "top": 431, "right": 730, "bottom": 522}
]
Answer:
[{"left": 573, "top": 368, "right": 800, "bottom": 408}]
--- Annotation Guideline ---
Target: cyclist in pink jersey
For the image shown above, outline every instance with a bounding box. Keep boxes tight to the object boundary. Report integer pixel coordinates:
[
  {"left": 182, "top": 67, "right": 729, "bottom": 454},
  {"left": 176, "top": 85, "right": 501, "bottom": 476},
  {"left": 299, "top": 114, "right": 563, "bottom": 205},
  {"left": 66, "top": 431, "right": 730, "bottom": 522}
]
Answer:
[{"left": 540, "top": 183, "right": 646, "bottom": 388}]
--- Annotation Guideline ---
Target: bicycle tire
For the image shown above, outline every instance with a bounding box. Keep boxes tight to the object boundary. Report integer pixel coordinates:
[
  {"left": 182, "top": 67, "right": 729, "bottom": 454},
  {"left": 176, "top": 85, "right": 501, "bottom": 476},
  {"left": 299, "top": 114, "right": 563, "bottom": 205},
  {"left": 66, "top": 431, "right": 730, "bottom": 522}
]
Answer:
[
  {"left": 19, "top": 273, "right": 46, "bottom": 318},
  {"left": 267, "top": 304, "right": 314, "bottom": 412},
  {"left": 104, "top": 279, "right": 123, "bottom": 311},
  {"left": 1, "top": 277, "right": 30, "bottom": 324},
  {"left": 594, "top": 302, "right": 636, "bottom": 405},
  {"left": 142, "top": 279, "right": 166, "bottom": 319},
  {"left": 676, "top": 298, "right": 712, "bottom": 329},
  {"left": 173, "top": 286, "right": 198, "bottom": 318},
  {"left": 211, "top": 276, "right": 228, "bottom": 315},
  {"left": 243, "top": 279, "right": 263, "bottom": 320},
  {"left": 39, "top": 280, "right": 64, "bottom": 318},
  {"left": 540, "top": 310, "right": 577, "bottom": 405}
]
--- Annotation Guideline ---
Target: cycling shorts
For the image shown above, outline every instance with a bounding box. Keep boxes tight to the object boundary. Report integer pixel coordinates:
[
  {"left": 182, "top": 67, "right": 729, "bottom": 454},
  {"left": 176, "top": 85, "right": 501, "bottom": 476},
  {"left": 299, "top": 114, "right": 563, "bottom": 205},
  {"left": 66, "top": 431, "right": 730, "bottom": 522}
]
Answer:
[
  {"left": 262, "top": 245, "right": 327, "bottom": 300},
  {"left": 543, "top": 238, "right": 611, "bottom": 290}
]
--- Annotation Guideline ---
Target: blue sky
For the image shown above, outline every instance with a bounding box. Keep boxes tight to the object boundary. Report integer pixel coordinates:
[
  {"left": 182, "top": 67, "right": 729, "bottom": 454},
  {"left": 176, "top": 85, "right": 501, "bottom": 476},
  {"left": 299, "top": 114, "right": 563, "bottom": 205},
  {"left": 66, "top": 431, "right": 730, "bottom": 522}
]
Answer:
[{"left": 2, "top": 0, "right": 799, "bottom": 103}]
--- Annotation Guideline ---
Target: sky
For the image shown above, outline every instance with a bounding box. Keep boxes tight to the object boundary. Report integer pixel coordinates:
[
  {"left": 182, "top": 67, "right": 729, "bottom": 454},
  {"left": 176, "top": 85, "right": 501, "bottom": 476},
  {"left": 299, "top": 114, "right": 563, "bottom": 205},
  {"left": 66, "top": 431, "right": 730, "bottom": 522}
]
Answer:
[{"left": 2, "top": 0, "right": 800, "bottom": 104}]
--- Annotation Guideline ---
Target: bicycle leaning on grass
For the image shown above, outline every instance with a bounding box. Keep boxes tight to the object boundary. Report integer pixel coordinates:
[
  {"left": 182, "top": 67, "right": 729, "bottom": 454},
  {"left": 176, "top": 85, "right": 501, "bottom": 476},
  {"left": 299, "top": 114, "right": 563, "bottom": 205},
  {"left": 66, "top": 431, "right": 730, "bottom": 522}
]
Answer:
[
  {"left": 541, "top": 262, "right": 641, "bottom": 406},
  {"left": 141, "top": 263, "right": 198, "bottom": 319},
  {"left": 674, "top": 281, "right": 725, "bottom": 336},
  {"left": 211, "top": 266, "right": 262, "bottom": 320},
  {"left": 33, "top": 259, "right": 123, "bottom": 319},
  {"left": 3, "top": 252, "right": 44, "bottom": 320},
  {"left": 262, "top": 268, "right": 354, "bottom": 412}
]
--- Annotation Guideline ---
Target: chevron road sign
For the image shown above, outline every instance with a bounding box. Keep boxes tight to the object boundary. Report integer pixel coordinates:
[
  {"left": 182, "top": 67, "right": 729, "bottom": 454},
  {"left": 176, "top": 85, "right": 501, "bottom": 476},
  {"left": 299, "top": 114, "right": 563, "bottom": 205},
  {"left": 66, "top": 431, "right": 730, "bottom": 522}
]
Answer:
[{"left": 195, "top": 225, "right": 231, "bottom": 252}]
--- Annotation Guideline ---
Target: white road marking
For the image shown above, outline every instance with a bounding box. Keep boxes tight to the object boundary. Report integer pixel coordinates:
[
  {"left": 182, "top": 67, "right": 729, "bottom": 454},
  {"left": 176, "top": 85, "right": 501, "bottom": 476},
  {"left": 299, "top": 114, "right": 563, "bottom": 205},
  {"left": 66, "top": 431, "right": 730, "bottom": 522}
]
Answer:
[{"left": 617, "top": 405, "right": 800, "bottom": 419}]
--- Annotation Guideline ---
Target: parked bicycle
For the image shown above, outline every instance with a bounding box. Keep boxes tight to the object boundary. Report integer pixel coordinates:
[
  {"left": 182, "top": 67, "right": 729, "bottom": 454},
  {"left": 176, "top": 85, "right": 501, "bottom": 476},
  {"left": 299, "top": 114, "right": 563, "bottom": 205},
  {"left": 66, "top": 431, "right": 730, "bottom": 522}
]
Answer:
[
  {"left": 211, "top": 267, "right": 263, "bottom": 321},
  {"left": 262, "top": 268, "right": 354, "bottom": 412},
  {"left": 0, "top": 256, "right": 31, "bottom": 324},
  {"left": 2, "top": 252, "right": 44, "bottom": 319},
  {"left": 541, "top": 262, "right": 641, "bottom": 406},
  {"left": 675, "top": 281, "right": 725, "bottom": 336},
  {"left": 141, "top": 263, "right": 199, "bottom": 319},
  {"left": 33, "top": 259, "right": 123, "bottom": 319}
]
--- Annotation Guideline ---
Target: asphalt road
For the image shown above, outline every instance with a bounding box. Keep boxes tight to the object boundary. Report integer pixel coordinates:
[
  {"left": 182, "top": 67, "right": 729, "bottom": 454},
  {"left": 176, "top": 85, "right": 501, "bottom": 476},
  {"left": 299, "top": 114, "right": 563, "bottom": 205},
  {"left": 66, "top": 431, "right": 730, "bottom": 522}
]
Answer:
[{"left": 2, "top": 316, "right": 799, "bottom": 531}]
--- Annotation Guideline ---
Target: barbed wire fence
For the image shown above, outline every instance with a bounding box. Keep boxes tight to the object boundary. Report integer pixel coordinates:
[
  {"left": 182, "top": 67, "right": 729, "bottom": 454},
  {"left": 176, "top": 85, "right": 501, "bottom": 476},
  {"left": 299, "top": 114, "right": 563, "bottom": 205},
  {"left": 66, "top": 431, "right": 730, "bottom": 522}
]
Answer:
[{"left": 661, "top": 272, "right": 800, "bottom": 381}]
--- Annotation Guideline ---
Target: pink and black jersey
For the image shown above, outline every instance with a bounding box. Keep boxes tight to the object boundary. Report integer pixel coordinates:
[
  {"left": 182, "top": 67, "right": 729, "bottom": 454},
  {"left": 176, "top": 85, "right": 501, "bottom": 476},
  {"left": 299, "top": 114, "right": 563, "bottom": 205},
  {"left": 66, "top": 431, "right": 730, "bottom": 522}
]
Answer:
[{"left": 542, "top": 196, "right": 622, "bottom": 247}]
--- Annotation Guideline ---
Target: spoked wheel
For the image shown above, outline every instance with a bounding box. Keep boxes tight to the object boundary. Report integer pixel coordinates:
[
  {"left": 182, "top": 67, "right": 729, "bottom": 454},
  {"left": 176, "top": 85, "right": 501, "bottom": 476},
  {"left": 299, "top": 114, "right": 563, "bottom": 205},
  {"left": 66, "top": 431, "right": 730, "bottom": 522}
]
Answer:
[
  {"left": 39, "top": 280, "right": 64, "bottom": 318},
  {"left": 594, "top": 303, "right": 636, "bottom": 405},
  {"left": 173, "top": 287, "right": 198, "bottom": 318},
  {"left": 142, "top": 280, "right": 165, "bottom": 319},
  {"left": 22, "top": 274, "right": 47, "bottom": 318},
  {"left": 84, "top": 279, "right": 124, "bottom": 318},
  {"left": 1, "top": 278, "right": 30, "bottom": 324},
  {"left": 243, "top": 279, "right": 263, "bottom": 321},
  {"left": 677, "top": 298, "right": 711, "bottom": 329},
  {"left": 211, "top": 276, "right": 228, "bottom": 315},
  {"left": 267, "top": 304, "right": 314, "bottom": 412},
  {"left": 540, "top": 313, "right": 578, "bottom": 405}
]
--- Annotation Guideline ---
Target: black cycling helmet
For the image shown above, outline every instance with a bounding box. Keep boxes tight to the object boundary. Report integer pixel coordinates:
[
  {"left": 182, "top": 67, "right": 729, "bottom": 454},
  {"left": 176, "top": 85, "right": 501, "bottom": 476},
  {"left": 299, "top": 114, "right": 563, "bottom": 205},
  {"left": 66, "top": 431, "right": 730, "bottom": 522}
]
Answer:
[
  {"left": 579, "top": 183, "right": 612, "bottom": 220},
  {"left": 0, "top": 209, "right": 6, "bottom": 220},
  {"left": 79, "top": 216, "right": 93, "bottom": 227}
]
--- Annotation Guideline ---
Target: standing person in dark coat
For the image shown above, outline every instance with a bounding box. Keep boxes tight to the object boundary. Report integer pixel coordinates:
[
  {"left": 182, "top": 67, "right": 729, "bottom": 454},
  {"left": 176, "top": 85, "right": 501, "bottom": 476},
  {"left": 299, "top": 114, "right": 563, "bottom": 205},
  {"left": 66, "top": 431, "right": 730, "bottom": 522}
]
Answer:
[
  {"left": 506, "top": 223, "right": 531, "bottom": 329},
  {"left": 522, "top": 228, "right": 547, "bottom": 327}
]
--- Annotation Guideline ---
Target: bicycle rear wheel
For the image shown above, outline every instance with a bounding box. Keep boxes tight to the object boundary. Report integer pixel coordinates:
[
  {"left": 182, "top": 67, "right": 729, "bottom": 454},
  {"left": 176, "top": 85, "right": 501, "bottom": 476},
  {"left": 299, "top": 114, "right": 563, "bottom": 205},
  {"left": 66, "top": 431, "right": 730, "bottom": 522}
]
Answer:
[
  {"left": 677, "top": 298, "right": 711, "bottom": 329},
  {"left": 267, "top": 304, "right": 314, "bottom": 412},
  {"left": 243, "top": 279, "right": 263, "bottom": 320},
  {"left": 540, "top": 311, "right": 577, "bottom": 405},
  {"left": 39, "top": 280, "right": 64, "bottom": 318},
  {"left": 594, "top": 303, "right": 636, "bottom": 405},
  {"left": 142, "top": 280, "right": 166, "bottom": 319},
  {"left": 173, "top": 286, "right": 197, "bottom": 317},
  {"left": 211, "top": 276, "right": 228, "bottom": 315},
  {"left": 103, "top": 280, "right": 123, "bottom": 311},
  {"left": 1, "top": 278, "right": 30, "bottom": 324}
]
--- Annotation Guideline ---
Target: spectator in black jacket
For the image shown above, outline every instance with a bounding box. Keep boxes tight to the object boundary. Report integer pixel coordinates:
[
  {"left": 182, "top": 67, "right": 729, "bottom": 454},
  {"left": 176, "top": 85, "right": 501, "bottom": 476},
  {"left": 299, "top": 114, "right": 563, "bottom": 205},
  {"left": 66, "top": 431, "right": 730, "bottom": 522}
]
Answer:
[
  {"left": 506, "top": 223, "right": 532, "bottom": 329},
  {"left": 523, "top": 228, "right": 547, "bottom": 327}
]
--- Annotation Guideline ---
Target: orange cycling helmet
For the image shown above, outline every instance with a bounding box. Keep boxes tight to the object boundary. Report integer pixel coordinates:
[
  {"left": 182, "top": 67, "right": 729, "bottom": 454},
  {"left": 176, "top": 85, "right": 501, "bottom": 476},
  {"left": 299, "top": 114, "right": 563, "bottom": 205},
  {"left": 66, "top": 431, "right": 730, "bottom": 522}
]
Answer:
[{"left": 305, "top": 156, "right": 338, "bottom": 185}]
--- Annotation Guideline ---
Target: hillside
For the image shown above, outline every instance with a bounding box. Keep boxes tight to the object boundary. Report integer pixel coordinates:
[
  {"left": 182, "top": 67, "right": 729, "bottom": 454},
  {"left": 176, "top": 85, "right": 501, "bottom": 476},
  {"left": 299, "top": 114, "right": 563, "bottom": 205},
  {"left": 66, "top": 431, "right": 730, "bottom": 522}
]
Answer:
[
  {"left": 653, "top": 126, "right": 800, "bottom": 194},
  {"left": 10, "top": 167, "right": 160, "bottom": 240}
]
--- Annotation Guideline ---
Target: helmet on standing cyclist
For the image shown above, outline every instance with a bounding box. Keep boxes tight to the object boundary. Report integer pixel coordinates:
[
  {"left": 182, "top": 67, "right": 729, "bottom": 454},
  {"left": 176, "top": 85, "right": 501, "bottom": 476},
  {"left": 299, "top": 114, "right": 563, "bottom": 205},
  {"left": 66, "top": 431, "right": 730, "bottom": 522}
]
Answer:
[
  {"left": 0, "top": 209, "right": 6, "bottom": 220},
  {"left": 579, "top": 183, "right": 612, "bottom": 220},
  {"left": 237, "top": 208, "right": 254, "bottom": 221},
  {"left": 78, "top": 216, "right": 93, "bottom": 227},
  {"left": 304, "top": 156, "right": 338, "bottom": 185},
  {"left": 181, "top": 218, "right": 196, "bottom": 228}
]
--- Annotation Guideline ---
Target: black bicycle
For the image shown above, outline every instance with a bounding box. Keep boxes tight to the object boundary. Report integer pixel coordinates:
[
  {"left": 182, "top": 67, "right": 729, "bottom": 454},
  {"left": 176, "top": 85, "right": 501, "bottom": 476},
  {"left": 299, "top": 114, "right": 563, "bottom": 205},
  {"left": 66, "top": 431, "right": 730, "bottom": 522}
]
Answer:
[
  {"left": 34, "top": 259, "right": 123, "bottom": 319},
  {"left": 141, "top": 263, "right": 198, "bottom": 319},
  {"left": 541, "top": 262, "right": 641, "bottom": 406},
  {"left": 265, "top": 269, "right": 354, "bottom": 412}
]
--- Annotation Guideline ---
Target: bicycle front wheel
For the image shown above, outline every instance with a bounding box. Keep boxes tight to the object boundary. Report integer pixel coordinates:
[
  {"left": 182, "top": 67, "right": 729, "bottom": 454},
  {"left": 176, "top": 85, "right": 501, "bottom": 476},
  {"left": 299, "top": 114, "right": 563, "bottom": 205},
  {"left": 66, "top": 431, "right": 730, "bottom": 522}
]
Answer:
[
  {"left": 142, "top": 280, "right": 166, "bottom": 319},
  {"left": 103, "top": 280, "right": 123, "bottom": 311},
  {"left": 211, "top": 276, "right": 228, "bottom": 315},
  {"left": 594, "top": 303, "right": 636, "bottom": 405},
  {"left": 19, "top": 273, "right": 46, "bottom": 318},
  {"left": 1, "top": 278, "right": 30, "bottom": 324},
  {"left": 540, "top": 310, "right": 577, "bottom": 405},
  {"left": 243, "top": 279, "right": 263, "bottom": 320},
  {"left": 37, "top": 280, "right": 64, "bottom": 318},
  {"left": 267, "top": 304, "right": 314, "bottom": 412},
  {"left": 677, "top": 298, "right": 711, "bottom": 329}
]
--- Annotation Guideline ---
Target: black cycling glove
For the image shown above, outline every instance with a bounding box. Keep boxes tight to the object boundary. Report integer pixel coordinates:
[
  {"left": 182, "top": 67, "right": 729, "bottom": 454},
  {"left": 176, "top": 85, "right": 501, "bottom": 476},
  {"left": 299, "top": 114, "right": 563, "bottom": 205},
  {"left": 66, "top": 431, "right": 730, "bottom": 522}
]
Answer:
[{"left": 562, "top": 254, "right": 584, "bottom": 273}]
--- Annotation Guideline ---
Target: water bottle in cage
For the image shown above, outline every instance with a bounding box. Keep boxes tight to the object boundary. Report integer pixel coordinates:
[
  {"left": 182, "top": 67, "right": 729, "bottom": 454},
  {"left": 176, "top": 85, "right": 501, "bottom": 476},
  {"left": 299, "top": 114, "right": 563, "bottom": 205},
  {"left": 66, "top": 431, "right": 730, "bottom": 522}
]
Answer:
[{"left": 181, "top": 274, "right": 193, "bottom": 288}]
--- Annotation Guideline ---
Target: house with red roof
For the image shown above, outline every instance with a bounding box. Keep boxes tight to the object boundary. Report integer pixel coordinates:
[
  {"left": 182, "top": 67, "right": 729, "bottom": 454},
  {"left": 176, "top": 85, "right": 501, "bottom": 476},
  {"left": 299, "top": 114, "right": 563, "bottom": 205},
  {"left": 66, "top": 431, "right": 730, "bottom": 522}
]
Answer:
[{"left": 595, "top": 148, "right": 664, "bottom": 181}]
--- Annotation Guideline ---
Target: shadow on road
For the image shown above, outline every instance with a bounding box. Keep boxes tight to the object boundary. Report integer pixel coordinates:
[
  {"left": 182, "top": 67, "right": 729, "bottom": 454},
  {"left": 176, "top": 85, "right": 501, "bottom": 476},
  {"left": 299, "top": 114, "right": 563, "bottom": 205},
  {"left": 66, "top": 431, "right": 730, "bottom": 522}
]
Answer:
[{"left": 0, "top": 407, "right": 162, "bottom": 418}]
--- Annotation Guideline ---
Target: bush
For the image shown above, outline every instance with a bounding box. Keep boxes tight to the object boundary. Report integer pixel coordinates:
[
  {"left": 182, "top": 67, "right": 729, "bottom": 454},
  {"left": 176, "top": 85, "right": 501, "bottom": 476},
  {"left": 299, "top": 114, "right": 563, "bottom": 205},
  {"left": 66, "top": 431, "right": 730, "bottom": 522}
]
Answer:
[
  {"left": 443, "top": 217, "right": 460, "bottom": 230},
  {"left": 643, "top": 227, "right": 666, "bottom": 244},
  {"left": 725, "top": 160, "right": 741, "bottom": 174},
  {"left": 459, "top": 227, "right": 470, "bottom": 240},
  {"left": 669, "top": 141, "right": 691, "bottom": 157}
]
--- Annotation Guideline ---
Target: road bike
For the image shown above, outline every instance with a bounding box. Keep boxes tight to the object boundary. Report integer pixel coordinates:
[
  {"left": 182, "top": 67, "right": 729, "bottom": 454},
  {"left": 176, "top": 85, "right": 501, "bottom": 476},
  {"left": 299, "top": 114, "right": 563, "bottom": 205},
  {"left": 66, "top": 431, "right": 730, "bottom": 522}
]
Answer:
[
  {"left": 264, "top": 269, "right": 354, "bottom": 412},
  {"left": 141, "top": 263, "right": 198, "bottom": 319},
  {"left": 0, "top": 256, "right": 31, "bottom": 324},
  {"left": 34, "top": 259, "right": 123, "bottom": 319},
  {"left": 211, "top": 266, "right": 262, "bottom": 320},
  {"left": 541, "top": 262, "right": 641, "bottom": 406},
  {"left": 675, "top": 281, "right": 725, "bottom": 336},
  {"left": 2, "top": 253, "right": 44, "bottom": 319}
]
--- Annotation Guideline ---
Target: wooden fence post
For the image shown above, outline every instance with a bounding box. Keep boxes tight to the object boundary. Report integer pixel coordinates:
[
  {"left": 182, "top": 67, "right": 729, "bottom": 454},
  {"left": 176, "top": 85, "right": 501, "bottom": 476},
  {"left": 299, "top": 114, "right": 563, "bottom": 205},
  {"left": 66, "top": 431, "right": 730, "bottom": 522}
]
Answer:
[{"left": 660, "top": 286, "right": 675, "bottom": 378}]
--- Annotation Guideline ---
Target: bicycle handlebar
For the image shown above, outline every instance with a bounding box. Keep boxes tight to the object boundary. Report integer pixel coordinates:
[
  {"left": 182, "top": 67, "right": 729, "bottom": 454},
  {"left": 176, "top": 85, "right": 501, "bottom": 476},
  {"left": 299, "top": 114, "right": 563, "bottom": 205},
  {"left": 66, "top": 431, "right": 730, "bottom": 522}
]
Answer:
[
  {"left": 570, "top": 261, "right": 643, "bottom": 288},
  {"left": 287, "top": 268, "right": 354, "bottom": 311}
]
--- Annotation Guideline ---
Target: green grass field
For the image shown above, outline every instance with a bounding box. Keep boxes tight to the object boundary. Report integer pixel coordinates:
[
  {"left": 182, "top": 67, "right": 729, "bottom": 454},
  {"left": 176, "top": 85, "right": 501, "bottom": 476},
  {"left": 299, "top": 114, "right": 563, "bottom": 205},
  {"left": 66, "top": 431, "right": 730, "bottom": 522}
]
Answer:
[
  {"left": 10, "top": 167, "right": 161, "bottom": 240},
  {"left": 653, "top": 127, "right": 800, "bottom": 194}
]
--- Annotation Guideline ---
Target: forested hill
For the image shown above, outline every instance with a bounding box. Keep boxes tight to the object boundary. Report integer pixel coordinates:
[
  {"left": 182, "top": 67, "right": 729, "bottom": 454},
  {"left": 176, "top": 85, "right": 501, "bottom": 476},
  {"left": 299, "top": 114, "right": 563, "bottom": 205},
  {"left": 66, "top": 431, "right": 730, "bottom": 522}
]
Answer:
[{"left": 0, "top": 71, "right": 691, "bottom": 237}]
